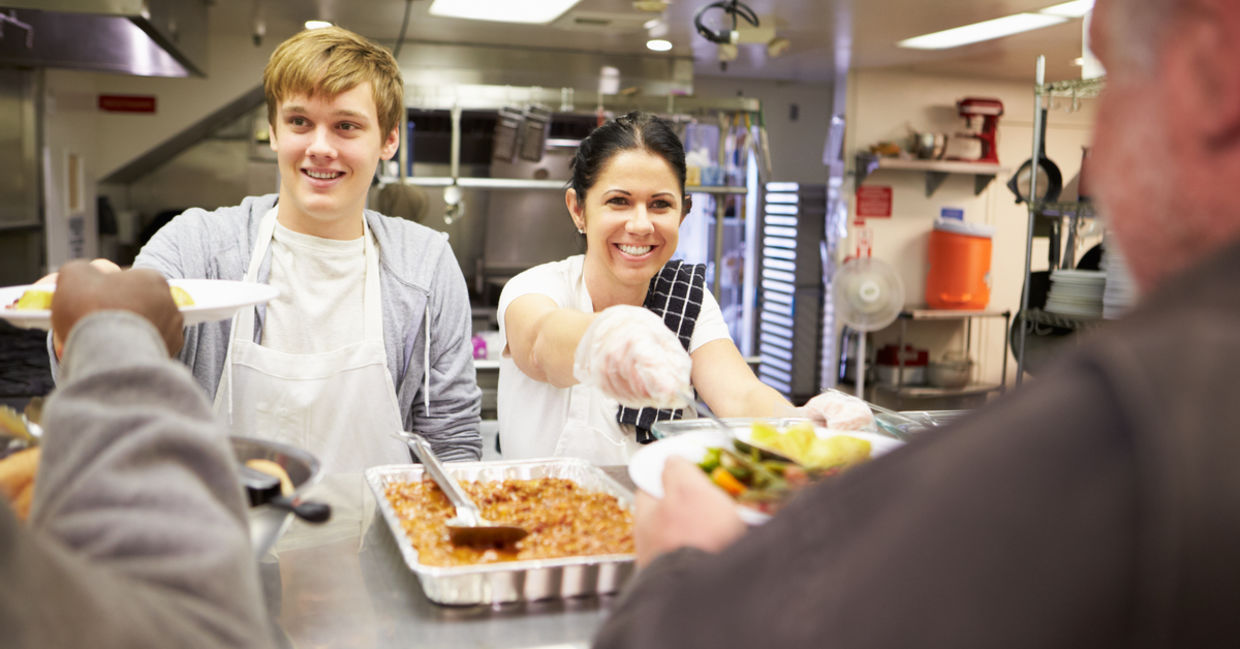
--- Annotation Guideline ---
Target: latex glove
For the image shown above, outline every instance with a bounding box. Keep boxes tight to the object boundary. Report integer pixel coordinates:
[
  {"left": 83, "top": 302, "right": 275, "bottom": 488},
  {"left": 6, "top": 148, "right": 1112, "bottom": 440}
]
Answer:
[
  {"left": 573, "top": 305, "right": 691, "bottom": 409},
  {"left": 797, "top": 389, "right": 876, "bottom": 431},
  {"left": 635, "top": 456, "right": 746, "bottom": 568}
]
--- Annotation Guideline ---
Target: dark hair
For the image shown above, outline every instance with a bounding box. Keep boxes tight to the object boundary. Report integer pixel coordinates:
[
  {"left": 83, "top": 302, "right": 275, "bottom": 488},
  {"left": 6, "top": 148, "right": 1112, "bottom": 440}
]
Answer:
[{"left": 569, "top": 111, "right": 687, "bottom": 204}]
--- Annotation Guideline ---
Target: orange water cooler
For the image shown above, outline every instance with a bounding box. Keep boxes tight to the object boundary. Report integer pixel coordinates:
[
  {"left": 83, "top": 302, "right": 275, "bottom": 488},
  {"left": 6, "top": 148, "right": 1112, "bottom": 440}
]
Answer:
[{"left": 925, "top": 219, "right": 995, "bottom": 309}]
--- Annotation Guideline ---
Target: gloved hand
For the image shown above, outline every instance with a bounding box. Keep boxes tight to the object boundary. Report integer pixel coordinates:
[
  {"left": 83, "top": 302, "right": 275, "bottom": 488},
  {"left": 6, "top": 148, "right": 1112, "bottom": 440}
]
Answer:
[
  {"left": 573, "top": 305, "right": 691, "bottom": 409},
  {"left": 796, "top": 389, "right": 876, "bottom": 431}
]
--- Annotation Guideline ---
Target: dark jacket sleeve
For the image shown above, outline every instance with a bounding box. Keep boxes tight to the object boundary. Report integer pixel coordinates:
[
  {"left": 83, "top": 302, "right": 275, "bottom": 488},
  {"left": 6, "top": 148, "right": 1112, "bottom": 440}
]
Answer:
[
  {"left": 595, "top": 360, "right": 1142, "bottom": 649},
  {"left": 1, "top": 311, "right": 275, "bottom": 649}
]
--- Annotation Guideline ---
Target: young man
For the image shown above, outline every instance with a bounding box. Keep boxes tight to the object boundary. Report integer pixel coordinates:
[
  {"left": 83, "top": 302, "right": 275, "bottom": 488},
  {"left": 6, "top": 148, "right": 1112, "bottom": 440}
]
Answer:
[
  {"left": 129, "top": 27, "right": 481, "bottom": 471},
  {"left": 595, "top": 0, "right": 1240, "bottom": 647}
]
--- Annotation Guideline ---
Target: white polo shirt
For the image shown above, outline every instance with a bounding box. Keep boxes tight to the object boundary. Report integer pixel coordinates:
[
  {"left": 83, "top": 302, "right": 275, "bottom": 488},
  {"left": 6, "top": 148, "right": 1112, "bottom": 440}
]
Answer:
[{"left": 496, "top": 255, "right": 730, "bottom": 463}]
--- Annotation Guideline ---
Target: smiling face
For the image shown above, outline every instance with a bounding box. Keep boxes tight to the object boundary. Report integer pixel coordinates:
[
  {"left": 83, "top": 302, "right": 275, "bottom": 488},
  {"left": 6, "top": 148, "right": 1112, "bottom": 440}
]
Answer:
[
  {"left": 271, "top": 81, "right": 398, "bottom": 239},
  {"left": 568, "top": 148, "right": 687, "bottom": 308}
]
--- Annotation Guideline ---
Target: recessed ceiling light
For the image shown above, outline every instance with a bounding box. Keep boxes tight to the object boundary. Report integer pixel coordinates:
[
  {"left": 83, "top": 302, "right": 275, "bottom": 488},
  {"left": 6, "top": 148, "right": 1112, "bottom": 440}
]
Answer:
[
  {"left": 304, "top": 20, "right": 333, "bottom": 30},
  {"left": 897, "top": 13, "right": 1067, "bottom": 50},
  {"left": 1040, "top": 0, "right": 1094, "bottom": 18},
  {"left": 646, "top": 39, "right": 673, "bottom": 52},
  {"left": 429, "top": 0, "right": 582, "bottom": 24}
]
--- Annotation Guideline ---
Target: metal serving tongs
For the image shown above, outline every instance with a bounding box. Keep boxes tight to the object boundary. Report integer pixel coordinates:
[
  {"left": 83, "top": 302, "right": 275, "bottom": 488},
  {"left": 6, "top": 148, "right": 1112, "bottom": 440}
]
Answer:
[
  {"left": 394, "top": 431, "right": 529, "bottom": 547},
  {"left": 677, "top": 390, "right": 800, "bottom": 466}
]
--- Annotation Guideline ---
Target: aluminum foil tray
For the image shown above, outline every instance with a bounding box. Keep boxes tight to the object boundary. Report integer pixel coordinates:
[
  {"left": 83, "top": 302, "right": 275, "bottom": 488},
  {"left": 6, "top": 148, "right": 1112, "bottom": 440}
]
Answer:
[{"left": 365, "top": 458, "right": 636, "bottom": 606}]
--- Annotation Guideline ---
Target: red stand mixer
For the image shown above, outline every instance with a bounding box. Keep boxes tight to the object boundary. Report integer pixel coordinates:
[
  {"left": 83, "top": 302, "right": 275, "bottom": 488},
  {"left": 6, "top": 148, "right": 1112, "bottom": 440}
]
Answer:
[{"left": 954, "top": 97, "right": 1004, "bottom": 164}]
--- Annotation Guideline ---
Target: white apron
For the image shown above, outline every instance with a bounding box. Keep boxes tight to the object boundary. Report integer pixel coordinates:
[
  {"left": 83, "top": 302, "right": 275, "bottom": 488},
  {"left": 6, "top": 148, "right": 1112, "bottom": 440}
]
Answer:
[
  {"left": 213, "top": 208, "right": 410, "bottom": 475},
  {"left": 551, "top": 376, "right": 642, "bottom": 466}
]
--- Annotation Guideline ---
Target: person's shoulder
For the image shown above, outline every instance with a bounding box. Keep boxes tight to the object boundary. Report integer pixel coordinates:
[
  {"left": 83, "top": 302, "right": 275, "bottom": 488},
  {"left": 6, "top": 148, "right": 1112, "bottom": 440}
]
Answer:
[
  {"left": 512, "top": 255, "right": 583, "bottom": 283},
  {"left": 367, "top": 210, "right": 449, "bottom": 249},
  {"left": 170, "top": 195, "right": 275, "bottom": 228},
  {"left": 367, "top": 210, "right": 459, "bottom": 285},
  {"left": 500, "top": 255, "right": 581, "bottom": 307}
]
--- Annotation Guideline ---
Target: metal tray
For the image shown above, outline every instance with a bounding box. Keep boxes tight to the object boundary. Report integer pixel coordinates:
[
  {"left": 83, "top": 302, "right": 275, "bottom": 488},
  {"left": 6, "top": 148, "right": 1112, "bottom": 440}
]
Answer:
[{"left": 364, "top": 458, "right": 636, "bottom": 606}]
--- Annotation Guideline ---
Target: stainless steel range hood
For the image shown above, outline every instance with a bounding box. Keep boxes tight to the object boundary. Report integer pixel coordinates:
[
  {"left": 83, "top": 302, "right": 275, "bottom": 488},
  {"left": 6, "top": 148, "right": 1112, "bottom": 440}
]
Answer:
[{"left": 0, "top": 1, "right": 207, "bottom": 77}]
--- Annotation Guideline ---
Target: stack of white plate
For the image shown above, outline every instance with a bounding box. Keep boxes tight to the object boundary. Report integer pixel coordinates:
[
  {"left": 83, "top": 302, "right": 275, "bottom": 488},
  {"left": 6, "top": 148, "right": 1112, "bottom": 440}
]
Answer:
[
  {"left": 1102, "top": 244, "right": 1138, "bottom": 319},
  {"left": 1045, "top": 269, "right": 1106, "bottom": 318}
]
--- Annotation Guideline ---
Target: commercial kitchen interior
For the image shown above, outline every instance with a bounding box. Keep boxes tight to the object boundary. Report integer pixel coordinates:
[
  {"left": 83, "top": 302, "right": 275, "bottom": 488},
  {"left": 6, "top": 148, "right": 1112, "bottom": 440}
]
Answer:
[{"left": 0, "top": 0, "right": 1099, "bottom": 434}]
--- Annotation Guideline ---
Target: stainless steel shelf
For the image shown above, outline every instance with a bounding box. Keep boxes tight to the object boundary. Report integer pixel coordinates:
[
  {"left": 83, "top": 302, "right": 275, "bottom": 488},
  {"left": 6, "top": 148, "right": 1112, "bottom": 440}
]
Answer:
[
  {"left": 1034, "top": 200, "right": 1097, "bottom": 218},
  {"left": 379, "top": 175, "right": 747, "bottom": 194},
  {"left": 1024, "top": 308, "right": 1102, "bottom": 330},
  {"left": 901, "top": 308, "right": 1011, "bottom": 321},
  {"left": 1037, "top": 76, "right": 1105, "bottom": 99},
  {"left": 874, "top": 382, "right": 1004, "bottom": 398}
]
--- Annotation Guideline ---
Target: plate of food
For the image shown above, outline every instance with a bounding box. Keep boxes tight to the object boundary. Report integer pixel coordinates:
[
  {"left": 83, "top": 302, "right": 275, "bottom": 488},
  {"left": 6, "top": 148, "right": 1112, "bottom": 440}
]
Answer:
[
  {"left": 0, "top": 279, "right": 280, "bottom": 330},
  {"left": 629, "top": 419, "right": 903, "bottom": 525}
]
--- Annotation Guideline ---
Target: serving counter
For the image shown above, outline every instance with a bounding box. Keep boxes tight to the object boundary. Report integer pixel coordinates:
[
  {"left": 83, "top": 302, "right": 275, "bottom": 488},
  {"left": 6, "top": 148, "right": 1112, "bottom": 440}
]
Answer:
[{"left": 263, "top": 467, "right": 635, "bottom": 649}]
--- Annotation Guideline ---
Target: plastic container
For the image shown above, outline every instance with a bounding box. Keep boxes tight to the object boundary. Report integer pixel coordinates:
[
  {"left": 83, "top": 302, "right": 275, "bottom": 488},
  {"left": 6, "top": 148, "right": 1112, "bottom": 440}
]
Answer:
[
  {"left": 925, "top": 219, "right": 995, "bottom": 309},
  {"left": 875, "top": 344, "right": 928, "bottom": 388}
]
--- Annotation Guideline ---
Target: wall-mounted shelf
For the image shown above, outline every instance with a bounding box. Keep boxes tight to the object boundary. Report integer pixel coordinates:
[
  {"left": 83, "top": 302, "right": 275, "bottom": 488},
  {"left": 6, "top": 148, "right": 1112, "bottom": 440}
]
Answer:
[{"left": 855, "top": 152, "right": 1007, "bottom": 197}]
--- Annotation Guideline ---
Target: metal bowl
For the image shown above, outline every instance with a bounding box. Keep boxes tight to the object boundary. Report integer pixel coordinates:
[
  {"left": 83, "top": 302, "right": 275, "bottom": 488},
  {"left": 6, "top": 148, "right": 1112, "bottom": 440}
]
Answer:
[{"left": 229, "top": 436, "right": 322, "bottom": 558}]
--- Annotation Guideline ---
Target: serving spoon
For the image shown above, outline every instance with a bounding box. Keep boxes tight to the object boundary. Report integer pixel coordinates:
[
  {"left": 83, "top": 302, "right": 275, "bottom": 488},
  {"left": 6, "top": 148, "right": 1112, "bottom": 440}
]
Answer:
[
  {"left": 394, "top": 431, "right": 529, "bottom": 547},
  {"left": 677, "top": 390, "right": 801, "bottom": 465}
]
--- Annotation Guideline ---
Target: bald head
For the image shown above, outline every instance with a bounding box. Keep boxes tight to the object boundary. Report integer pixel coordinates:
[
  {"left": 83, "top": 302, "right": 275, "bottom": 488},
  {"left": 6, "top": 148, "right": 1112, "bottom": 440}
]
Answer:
[{"left": 1089, "top": 0, "right": 1240, "bottom": 291}]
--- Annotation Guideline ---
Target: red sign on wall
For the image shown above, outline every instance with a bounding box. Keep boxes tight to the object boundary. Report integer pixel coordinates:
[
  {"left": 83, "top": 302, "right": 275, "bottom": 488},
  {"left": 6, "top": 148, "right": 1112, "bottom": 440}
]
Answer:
[
  {"left": 98, "top": 94, "right": 157, "bottom": 113},
  {"left": 855, "top": 185, "right": 893, "bottom": 218}
]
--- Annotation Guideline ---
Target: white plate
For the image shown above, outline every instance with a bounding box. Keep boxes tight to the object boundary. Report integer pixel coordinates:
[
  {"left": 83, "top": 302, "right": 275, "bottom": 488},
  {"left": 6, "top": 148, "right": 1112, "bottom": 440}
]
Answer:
[
  {"left": 628, "top": 427, "right": 903, "bottom": 525},
  {"left": 0, "top": 279, "right": 280, "bottom": 330}
]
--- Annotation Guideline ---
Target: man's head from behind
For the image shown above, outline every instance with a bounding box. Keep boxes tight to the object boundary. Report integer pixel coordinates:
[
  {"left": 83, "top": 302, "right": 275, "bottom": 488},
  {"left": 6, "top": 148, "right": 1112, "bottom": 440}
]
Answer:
[
  {"left": 263, "top": 26, "right": 403, "bottom": 143},
  {"left": 1090, "top": 0, "right": 1240, "bottom": 291}
]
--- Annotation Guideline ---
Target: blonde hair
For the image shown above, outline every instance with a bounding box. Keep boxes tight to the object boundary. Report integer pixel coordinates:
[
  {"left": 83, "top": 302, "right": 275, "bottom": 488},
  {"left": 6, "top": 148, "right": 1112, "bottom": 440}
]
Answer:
[{"left": 263, "top": 26, "right": 403, "bottom": 139}]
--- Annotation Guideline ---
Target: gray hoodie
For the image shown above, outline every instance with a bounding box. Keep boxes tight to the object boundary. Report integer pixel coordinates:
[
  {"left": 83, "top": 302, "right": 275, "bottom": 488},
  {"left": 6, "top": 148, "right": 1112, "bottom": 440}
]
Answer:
[{"left": 130, "top": 194, "right": 481, "bottom": 461}]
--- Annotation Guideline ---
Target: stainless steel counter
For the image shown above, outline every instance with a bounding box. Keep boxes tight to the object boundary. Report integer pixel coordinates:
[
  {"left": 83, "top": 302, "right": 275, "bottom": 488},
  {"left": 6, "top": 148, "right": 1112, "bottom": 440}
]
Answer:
[{"left": 264, "top": 467, "right": 634, "bottom": 649}]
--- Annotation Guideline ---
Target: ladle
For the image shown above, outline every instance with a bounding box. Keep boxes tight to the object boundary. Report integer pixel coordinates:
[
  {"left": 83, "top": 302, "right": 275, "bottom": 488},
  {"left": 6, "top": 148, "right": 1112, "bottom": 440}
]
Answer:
[{"left": 395, "top": 431, "right": 529, "bottom": 547}]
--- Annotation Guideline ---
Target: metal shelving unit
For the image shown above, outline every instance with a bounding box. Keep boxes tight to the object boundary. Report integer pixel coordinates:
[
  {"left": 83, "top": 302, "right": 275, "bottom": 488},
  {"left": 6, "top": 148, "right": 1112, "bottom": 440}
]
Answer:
[
  {"left": 875, "top": 308, "right": 1011, "bottom": 407},
  {"left": 1016, "top": 57, "right": 1106, "bottom": 384}
]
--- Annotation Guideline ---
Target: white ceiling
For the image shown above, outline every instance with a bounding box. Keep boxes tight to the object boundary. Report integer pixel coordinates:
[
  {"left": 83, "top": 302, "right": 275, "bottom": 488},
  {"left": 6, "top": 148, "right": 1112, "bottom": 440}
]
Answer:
[{"left": 228, "top": 0, "right": 1090, "bottom": 85}]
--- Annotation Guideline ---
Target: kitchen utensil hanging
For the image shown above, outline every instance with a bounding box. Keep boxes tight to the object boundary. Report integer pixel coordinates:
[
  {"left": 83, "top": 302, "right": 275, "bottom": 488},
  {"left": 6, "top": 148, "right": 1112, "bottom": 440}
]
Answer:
[
  {"left": 518, "top": 105, "right": 552, "bottom": 163},
  {"left": 492, "top": 106, "right": 525, "bottom": 163},
  {"left": 1007, "top": 107, "right": 1062, "bottom": 204}
]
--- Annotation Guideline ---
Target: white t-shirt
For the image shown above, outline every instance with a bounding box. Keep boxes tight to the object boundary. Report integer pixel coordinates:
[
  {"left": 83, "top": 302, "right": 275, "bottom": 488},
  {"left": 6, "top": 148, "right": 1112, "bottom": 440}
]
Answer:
[
  {"left": 496, "top": 255, "right": 730, "bottom": 462},
  {"left": 262, "top": 221, "right": 367, "bottom": 353}
]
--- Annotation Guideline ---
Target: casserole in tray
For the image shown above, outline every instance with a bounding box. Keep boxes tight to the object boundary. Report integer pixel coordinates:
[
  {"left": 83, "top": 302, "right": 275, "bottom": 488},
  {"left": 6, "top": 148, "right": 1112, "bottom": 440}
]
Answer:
[{"left": 365, "top": 458, "right": 635, "bottom": 605}]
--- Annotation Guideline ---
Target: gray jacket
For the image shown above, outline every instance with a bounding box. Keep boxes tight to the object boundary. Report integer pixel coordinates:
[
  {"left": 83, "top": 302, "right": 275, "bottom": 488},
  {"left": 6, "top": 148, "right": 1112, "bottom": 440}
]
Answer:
[
  {"left": 4, "top": 311, "right": 274, "bottom": 648},
  {"left": 134, "top": 194, "right": 480, "bottom": 461}
]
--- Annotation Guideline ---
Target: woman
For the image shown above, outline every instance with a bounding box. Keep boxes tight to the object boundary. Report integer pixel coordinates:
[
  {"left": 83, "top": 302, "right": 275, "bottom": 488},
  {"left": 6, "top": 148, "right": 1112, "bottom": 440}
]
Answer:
[{"left": 496, "top": 112, "right": 802, "bottom": 465}]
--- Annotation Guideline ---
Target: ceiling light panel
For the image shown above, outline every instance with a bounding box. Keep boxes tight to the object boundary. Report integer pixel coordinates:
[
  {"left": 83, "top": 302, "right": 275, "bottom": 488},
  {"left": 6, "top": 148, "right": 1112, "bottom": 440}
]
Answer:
[
  {"left": 897, "top": 13, "right": 1067, "bottom": 50},
  {"left": 429, "top": 0, "right": 582, "bottom": 24}
]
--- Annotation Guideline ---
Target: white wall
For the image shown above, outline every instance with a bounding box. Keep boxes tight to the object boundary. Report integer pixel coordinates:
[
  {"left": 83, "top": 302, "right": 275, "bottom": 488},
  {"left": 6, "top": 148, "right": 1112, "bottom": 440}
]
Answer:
[
  {"left": 42, "top": 70, "right": 101, "bottom": 270},
  {"left": 844, "top": 68, "right": 1097, "bottom": 394}
]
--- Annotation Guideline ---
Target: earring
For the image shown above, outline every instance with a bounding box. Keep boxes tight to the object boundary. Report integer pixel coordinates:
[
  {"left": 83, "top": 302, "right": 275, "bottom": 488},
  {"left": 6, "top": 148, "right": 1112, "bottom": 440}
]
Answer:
[{"left": 577, "top": 228, "right": 585, "bottom": 234}]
